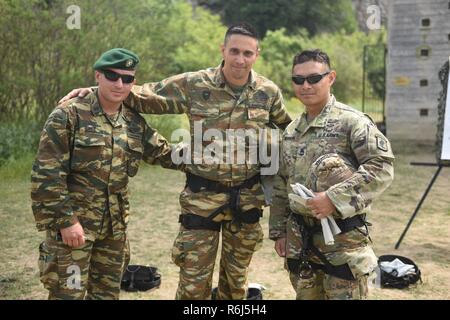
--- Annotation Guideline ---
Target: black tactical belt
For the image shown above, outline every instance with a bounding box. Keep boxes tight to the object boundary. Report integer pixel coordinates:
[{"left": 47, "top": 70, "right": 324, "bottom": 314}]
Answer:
[
  {"left": 288, "top": 213, "right": 369, "bottom": 280},
  {"left": 179, "top": 214, "right": 221, "bottom": 232},
  {"left": 186, "top": 172, "right": 260, "bottom": 193},
  {"left": 182, "top": 173, "right": 262, "bottom": 232},
  {"left": 291, "top": 213, "right": 368, "bottom": 234}
]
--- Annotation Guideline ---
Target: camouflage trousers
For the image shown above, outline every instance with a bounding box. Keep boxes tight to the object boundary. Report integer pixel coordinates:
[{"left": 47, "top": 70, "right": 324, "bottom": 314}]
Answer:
[
  {"left": 38, "top": 227, "right": 127, "bottom": 300},
  {"left": 171, "top": 221, "right": 264, "bottom": 300},
  {"left": 289, "top": 269, "right": 369, "bottom": 300}
]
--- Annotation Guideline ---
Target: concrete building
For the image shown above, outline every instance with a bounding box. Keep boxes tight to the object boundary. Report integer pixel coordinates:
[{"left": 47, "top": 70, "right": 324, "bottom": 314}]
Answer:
[{"left": 386, "top": 0, "right": 450, "bottom": 141}]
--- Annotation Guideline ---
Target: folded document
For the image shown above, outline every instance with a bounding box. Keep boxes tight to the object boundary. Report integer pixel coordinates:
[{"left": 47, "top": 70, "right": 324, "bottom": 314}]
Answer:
[{"left": 290, "top": 183, "right": 341, "bottom": 245}]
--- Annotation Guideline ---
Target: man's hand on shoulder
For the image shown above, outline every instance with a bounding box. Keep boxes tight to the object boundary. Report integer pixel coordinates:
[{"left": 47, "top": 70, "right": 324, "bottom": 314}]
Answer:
[{"left": 58, "top": 88, "right": 93, "bottom": 104}]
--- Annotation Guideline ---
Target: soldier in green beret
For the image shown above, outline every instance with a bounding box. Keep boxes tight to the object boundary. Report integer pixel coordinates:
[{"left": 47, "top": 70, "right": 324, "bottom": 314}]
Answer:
[
  {"left": 31, "top": 48, "right": 180, "bottom": 299},
  {"left": 60, "top": 24, "right": 292, "bottom": 300}
]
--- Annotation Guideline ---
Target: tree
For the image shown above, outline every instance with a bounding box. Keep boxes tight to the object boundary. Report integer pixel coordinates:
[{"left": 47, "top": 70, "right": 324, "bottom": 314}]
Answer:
[
  {"left": 0, "top": 0, "right": 225, "bottom": 123},
  {"left": 197, "top": 0, "right": 357, "bottom": 37}
]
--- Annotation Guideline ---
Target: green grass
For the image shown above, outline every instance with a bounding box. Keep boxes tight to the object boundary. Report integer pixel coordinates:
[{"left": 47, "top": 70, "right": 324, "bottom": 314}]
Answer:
[
  {"left": 1, "top": 142, "right": 449, "bottom": 300},
  {"left": 0, "top": 153, "right": 35, "bottom": 181}
]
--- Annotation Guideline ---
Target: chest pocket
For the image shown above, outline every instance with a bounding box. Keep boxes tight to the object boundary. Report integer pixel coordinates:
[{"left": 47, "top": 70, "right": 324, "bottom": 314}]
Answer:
[
  {"left": 189, "top": 88, "right": 220, "bottom": 119},
  {"left": 71, "top": 132, "right": 105, "bottom": 172},
  {"left": 127, "top": 131, "right": 144, "bottom": 177},
  {"left": 190, "top": 100, "right": 220, "bottom": 119},
  {"left": 247, "top": 103, "right": 270, "bottom": 124},
  {"left": 283, "top": 137, "right": 309, "bottom": 183}
]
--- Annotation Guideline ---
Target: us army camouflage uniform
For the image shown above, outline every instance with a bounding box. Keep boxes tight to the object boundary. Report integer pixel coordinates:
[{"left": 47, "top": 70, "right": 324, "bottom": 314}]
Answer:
[
  {"left": 126, "top": 62, "right": 291, "bottom": 299},
  {"left": 31, "top": 89, "right": 176, "bottom": 300},
  {"left": 269, "top": 95, "right": 394, "bottom": 300}
]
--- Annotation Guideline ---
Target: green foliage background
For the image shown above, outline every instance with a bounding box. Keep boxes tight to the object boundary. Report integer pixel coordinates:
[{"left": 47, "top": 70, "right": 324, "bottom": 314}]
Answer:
[{"left": 0, "top": 0, "right": 386, "bottom": 166}]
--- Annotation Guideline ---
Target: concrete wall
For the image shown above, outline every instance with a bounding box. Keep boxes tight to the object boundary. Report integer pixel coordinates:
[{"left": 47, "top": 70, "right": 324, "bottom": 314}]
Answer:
[{"left": 386, "top": 0, "right": 450, "bottom": 141}]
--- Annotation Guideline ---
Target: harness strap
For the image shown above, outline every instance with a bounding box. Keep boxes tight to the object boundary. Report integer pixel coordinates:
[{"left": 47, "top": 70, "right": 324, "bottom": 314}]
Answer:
[
  {"left": 182, "top": 173, "right": 262, "bottom": 232},
  {"left": 288, "top": 213, "right": 369, "bottom": 280},
  {"left": 179, "top": 214, "right": 221, "bottom": 232}
]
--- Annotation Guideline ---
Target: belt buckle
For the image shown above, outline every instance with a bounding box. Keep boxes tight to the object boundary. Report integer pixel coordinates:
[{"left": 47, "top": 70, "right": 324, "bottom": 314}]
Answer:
[{"left": 298, "top": 260, "right": 314, "bottom": 279}]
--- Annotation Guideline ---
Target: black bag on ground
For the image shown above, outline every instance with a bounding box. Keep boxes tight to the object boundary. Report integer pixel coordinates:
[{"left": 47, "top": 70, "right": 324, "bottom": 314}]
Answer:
[
  {"left": 378, "top": 255, "right": 422, "bottom": 289},
  {"left": 121, "top": 265, "right": 161, "bottom": 292},
  {"left": 211, "top": 284, "right": 264, "bottom": 300}
]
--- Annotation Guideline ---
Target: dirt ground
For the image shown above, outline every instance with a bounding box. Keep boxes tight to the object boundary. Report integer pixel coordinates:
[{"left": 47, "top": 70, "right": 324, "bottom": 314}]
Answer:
[{"left": 0, "top": 141, "right": 449, "bottom": 300}]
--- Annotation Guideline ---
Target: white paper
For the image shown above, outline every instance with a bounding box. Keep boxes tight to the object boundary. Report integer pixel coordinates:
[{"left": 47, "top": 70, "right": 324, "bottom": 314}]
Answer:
[
  {"left": 441, "top": 56, "right": 450, "bottom": 160},
  {"left": 290, "top": 183, "right": 341, "bottom": 245},
  {"left": 320, "top": 218, "right": 335, "bottom": 245}
]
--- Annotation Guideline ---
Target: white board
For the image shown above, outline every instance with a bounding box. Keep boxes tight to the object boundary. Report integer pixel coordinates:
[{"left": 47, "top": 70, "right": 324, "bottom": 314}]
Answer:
[{"left": 441, "top": 57, "right": 450, "bottom": 160}]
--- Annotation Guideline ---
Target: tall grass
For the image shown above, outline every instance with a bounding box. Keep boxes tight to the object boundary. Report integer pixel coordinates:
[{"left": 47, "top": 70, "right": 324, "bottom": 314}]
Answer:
[{"left": 0, "top": 121, "right": 40, "bottom": 180}]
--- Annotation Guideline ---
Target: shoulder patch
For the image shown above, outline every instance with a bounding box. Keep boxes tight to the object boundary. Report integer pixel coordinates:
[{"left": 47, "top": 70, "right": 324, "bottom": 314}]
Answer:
[
  {"left": 254, "top": 90, "right": 269, "bottom": 104},
  {"left": 376, "top": 135, "right": 388, "bottom": 152}
]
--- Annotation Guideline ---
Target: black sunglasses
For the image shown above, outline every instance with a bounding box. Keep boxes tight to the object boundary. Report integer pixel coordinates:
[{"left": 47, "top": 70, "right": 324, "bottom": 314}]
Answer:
[
  {"left": 100, "top": 70, "right": 135, "bottom": 84},
  {"left": 292, "top": 72, "right": 330, "bottom": 85}
]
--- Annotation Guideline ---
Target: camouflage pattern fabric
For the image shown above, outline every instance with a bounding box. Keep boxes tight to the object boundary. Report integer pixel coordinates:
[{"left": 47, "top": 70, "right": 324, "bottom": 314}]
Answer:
[
  {"left": 289, "top": 269, "right": 369, "bottom": 300},
  {"left": 270, "top": 95, "right": 395, "bottom": 300},
  {"left": 171, "top": 222, "right": 263, "bottom": 300},
  {"left": 126, "top": 62, "right": 291, "bottom": 184},
  {"left": 125, "top": 63, "right": 291, "bottom": 299},
  {"left": 38, "top": 218, "right": 127, "bottom": 300},
  {"left": 32, "top": 89, "right": 176, "bottom": 299}
]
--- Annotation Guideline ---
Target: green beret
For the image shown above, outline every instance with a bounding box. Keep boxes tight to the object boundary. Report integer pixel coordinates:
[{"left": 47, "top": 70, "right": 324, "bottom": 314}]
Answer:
[{"left": 93, "top": 48, "right": 139, "bottom": 71}]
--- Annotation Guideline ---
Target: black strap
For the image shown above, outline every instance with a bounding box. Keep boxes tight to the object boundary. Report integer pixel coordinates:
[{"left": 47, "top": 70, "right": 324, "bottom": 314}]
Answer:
[
  {"left": 186, "top": 172, "right": 260, "bottom": 194},
  {"left": 185, "top": 173, "right": 262, "bottom": 229},
  {"left": 335, "top": 214, "right": 368, "bottom": 233},
  {"left": 291, "top": 213, "right": 367, "bottom": 234},
  {"left": 179, "top": 214, "right": 221, "bottom": 232},
  {"left": 288, "top": 214, "right": 369, "bottom": 281},
  {"left": 287, "top": 258, "right": 355, "bottom": 281}
]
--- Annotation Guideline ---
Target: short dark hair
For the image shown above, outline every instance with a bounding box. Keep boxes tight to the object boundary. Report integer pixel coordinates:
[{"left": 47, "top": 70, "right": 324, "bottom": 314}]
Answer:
[
  {"left": 224, "top": 23, "right": 259, "bottom": 45},
  {"left": 292, "top": 49, "right": 331, "bottom": 70}
]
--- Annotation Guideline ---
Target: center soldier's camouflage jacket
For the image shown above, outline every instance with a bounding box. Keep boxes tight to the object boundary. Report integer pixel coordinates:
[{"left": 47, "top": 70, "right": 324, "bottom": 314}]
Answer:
[
  {"left": 269, "top": 95, "right": 395, "bottom": 278},
  {"left": 125, "top": 63, "right": 292, "bottom": 219},
  {"left": 31, "top": 90, "right": 176, "bottom": 240}
]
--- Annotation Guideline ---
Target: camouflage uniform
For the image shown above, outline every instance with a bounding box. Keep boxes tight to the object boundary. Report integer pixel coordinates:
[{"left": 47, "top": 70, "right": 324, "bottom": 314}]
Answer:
[
  {"left": 269, "top": 95, "right": 394, "bottom": 300},
  {"left": 31, "top": 89, "right": 175, "bottom": 299},
  {"left": 126, "top": 63, "right": 292, "bottom": 299}
]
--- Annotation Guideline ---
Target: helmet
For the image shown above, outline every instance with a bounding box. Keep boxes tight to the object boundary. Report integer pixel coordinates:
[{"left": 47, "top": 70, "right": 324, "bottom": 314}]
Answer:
[
  {"left": 306, "top": 153, "right": 355, "bottom": 192},
  {"left": 378, "top": 255, "right": 422, "bottom": 289},
  {"left": 121, "top": 265, "right": 161, "bottom": 292}
]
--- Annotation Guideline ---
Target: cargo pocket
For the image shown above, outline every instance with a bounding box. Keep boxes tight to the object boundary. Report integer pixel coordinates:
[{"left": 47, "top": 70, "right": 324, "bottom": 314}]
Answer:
[
  {"left": 190, "top": 101, "right": 220, "bottom": 119},
  {"left": 345, "top": 246, "right": 378, "bottom": 279},
  {"left": 38, "top": 240, "right": 59, "bottom": 290},
  {"left": 240, "top": 222, "right": 264, "bottom": 253},
  {"left": 179, "top": 186, "right": 227, "bottom": 221},
  {"left": 71, "top": 133, "right": 105, "bottom": 172},
  {"left": 127, "top": 133, "right": 143, "bottom": 177}
]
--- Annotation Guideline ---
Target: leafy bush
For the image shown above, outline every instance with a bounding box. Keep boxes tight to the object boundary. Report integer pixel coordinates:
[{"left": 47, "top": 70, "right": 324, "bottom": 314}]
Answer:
[
  {"left": 256, "top": 28, "right": 386, "bottom": 104},
  {"left": 0, "top": 121, "right": 41, "bottom": 166}
]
